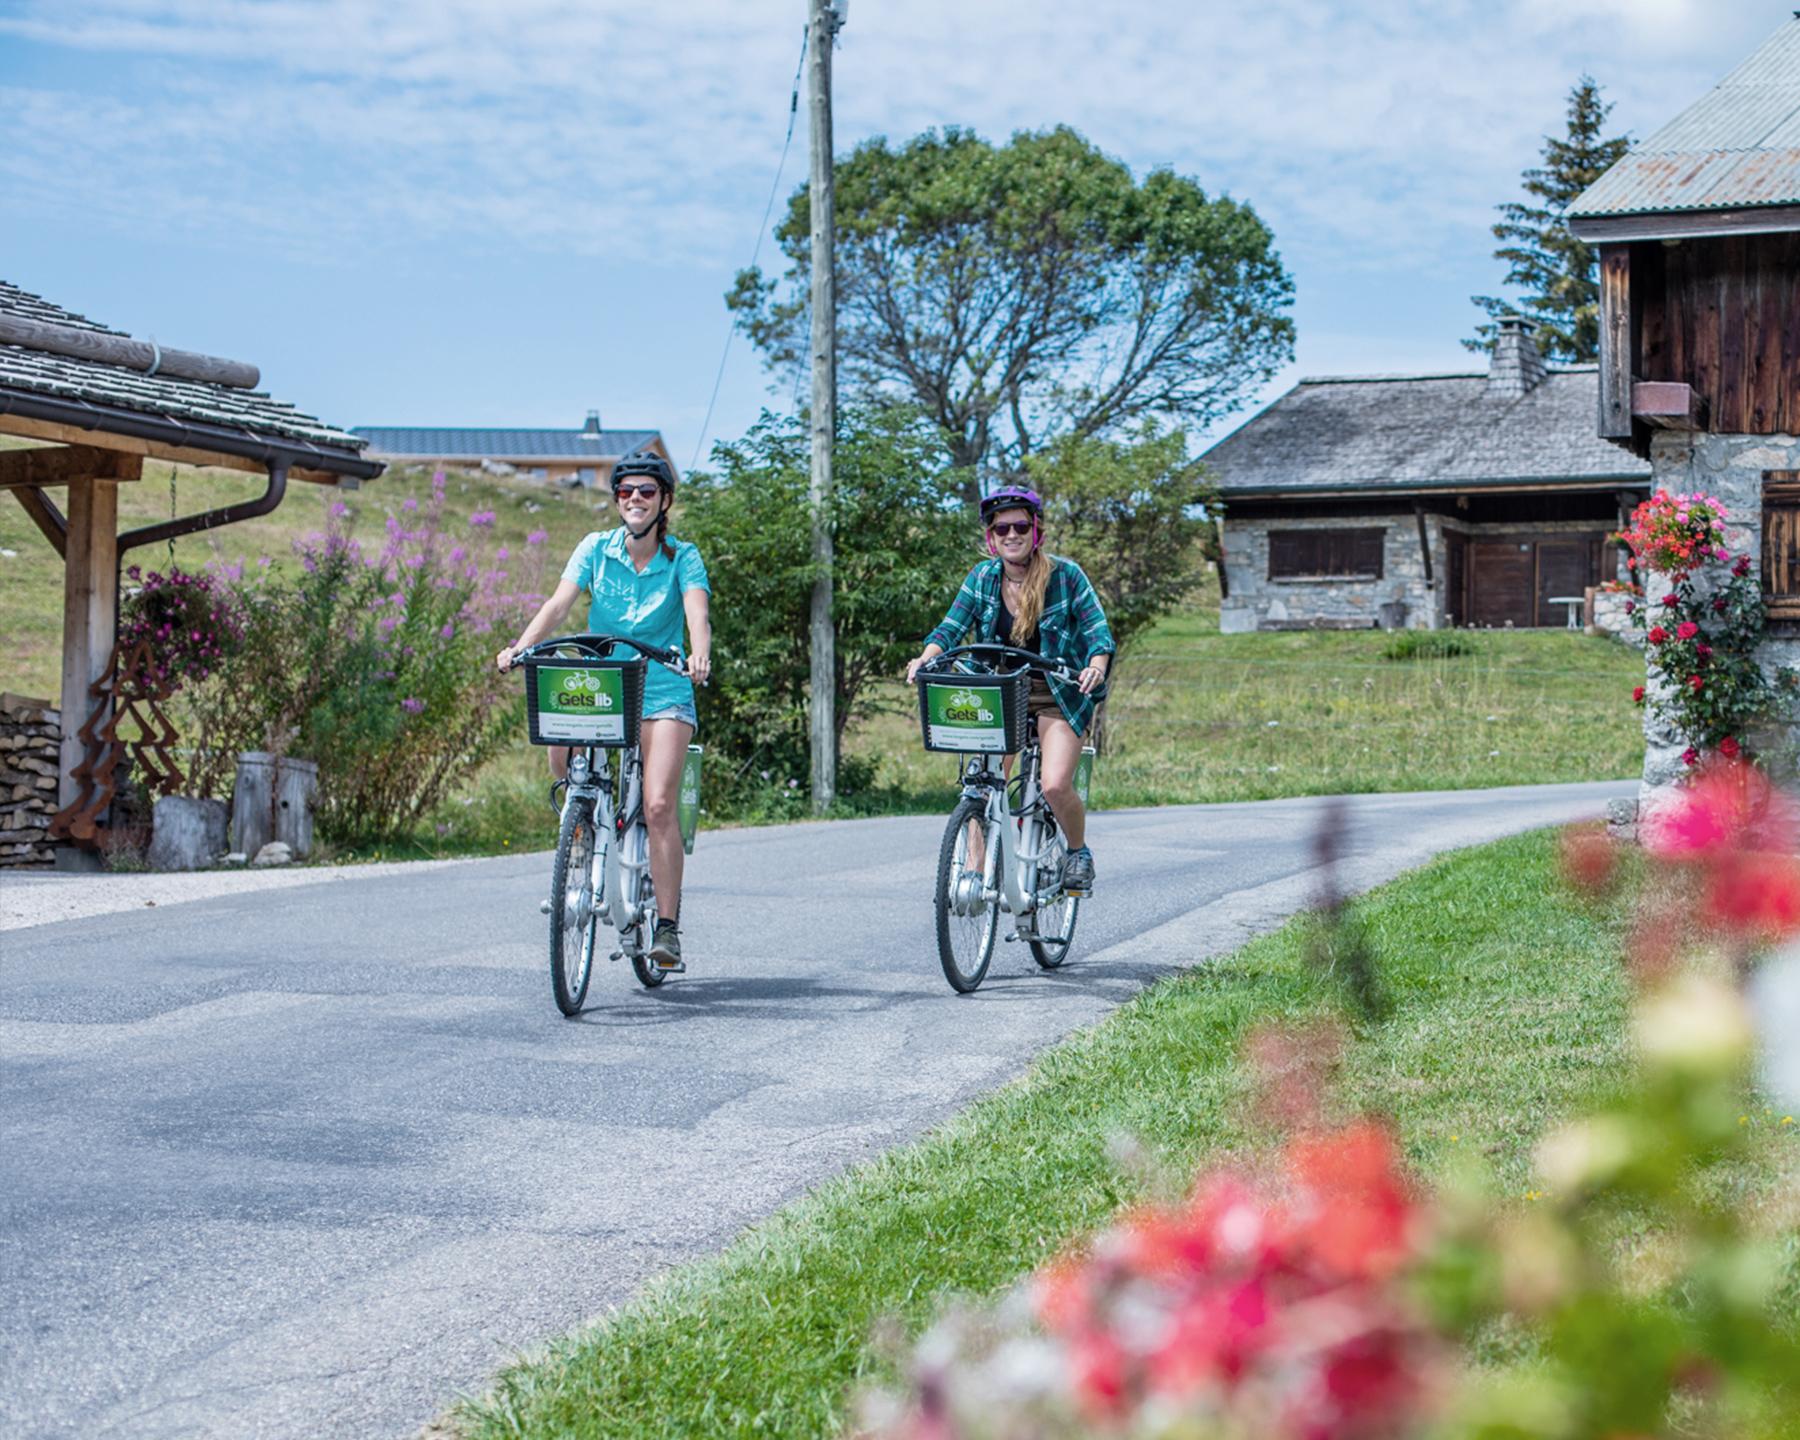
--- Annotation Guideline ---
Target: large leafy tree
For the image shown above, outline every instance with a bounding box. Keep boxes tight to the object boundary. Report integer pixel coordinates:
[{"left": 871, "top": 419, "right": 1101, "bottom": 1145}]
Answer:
[
  {"left": 1468, "top": 76, "right": 1631, "bottom": 362},
  {"left": 728, "top": 126, "right": 1294, "bottom": 492},
  {"left": 679, "top": 402, "right": 972, "bottom": 805}
]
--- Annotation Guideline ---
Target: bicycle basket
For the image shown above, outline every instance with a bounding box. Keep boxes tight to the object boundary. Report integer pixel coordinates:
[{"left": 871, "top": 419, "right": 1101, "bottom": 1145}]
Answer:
[
  {"left": 523, "top": 653, "right": 647, "bottom": 748},
  {"left": 915, "top": 665, "right": 1029, "bottom": 754}
]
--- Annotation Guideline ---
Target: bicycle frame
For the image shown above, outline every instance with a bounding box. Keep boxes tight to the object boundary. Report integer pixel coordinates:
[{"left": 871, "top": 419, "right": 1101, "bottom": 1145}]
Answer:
[
  {"left": 962, "top": 745, "right": 1066, "bottom": 932},
  {"left": 565, "top": 744, "right": 652, "bottom": 949}
]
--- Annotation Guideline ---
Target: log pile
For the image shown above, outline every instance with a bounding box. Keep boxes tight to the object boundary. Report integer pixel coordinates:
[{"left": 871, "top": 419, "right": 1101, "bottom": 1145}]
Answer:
[{"left": 1, "top": 693, "right": 61, "bottom": 867}]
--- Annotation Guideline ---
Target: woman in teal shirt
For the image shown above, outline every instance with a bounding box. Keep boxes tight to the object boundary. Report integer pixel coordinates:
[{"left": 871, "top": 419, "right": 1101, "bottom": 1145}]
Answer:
[{"left": 497, "top": 451, "right": 711, "bottom": 971}]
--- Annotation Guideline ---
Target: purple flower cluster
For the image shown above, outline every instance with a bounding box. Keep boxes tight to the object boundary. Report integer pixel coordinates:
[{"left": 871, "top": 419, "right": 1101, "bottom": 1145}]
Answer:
[{"left": 119, "top": 564, "right": 246, "bottom": 692}]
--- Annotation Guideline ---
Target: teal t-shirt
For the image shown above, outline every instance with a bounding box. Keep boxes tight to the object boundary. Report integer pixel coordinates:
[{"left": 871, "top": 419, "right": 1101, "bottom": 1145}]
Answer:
[{"left": 560, "top": 528, "right": 710, "bottom": 718}]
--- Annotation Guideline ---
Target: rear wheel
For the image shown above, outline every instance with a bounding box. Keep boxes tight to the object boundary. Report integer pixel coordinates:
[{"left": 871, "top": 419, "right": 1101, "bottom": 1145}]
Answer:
[
  {"left": 623, "top": 820, "right": 666, "bottom": 988},
  {"left": 549, "top": 799, "right": 598, "bottom": 1015},
  {"left": 936, "top": 795, "right": 998, "bottom": 993},
  {"left": 1029, "top": 826, "right": 1080, "bottom": 970}
]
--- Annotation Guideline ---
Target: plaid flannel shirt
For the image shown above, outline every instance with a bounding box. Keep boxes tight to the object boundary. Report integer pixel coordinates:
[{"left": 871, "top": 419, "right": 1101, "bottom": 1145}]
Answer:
[{"left": 922, "top": 555, "right": 1116, "bottom": 737}]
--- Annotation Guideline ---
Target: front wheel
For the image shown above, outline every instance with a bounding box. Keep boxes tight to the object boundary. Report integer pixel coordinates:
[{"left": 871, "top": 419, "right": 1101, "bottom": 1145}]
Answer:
[
  {"left": 549, "top": 798, "right": 599, "bottom": 1015},
  {"left": 936, "top": 795, "right": 998, "bottom": 993}
]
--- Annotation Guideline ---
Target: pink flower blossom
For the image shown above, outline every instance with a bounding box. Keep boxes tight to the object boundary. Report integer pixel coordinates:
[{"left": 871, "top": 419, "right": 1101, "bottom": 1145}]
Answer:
[{"left": 400, "top": 696, "right": 425, "bottom": 714}]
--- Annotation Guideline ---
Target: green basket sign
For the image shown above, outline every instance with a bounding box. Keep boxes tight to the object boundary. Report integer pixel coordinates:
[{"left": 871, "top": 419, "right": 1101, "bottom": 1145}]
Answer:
[
  {"left": 923, "top": 681, "right": 1009, "bottom": 752},
  {"left": 678, "top": 745, "right": 703, "bottom": 855},
  {"left": 533, "top": 664, "right": 627, "bottom": 744}
]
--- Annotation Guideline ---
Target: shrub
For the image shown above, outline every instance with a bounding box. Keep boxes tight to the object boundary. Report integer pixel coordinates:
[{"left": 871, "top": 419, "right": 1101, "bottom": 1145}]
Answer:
[
  {"left": 182, "top": 476, "right": 547, "bottom": 841},
  {"left": 680, "top": 403, "right": 972, "bottom": 809},
  {"left": 1382, "top": 630, "right": 1473, "bottom": 662}
]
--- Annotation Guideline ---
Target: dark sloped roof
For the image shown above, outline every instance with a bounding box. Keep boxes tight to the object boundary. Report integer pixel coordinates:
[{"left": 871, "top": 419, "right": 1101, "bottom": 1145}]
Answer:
[
  {"left": 1571, "top": 17, "right": 1800, "bottom": 219},
  {"left": 0, "top": 280, "right": 372, "bottom": 462},
  {"left": 1202, "top": 368, "right": 1651, "bottom": 495},
  {"left": 353, "top": 425, "right": 661, "bottom": 462}
]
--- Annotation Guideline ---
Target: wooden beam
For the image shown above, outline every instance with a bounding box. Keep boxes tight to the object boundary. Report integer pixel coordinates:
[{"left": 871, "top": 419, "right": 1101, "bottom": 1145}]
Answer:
[
  {"left": 0, "top": 444, "right": 142, "bottom": 490},
  {"left": 1598, "top": 245, "right": 1637, "bottom": 440},
  {"left": 12, "top": 486, "right": 67, "bottom": 557},
  {"left": 0, "top": 414, "right": 263, "bottom": 476},
  {"left": 1571, "top": 204, "right": 1800, "bottom": 244},
  {"left": 1633, "top": 381, "right": 1708, "bottom": 431},
  {"left": 0, "top": 312, "right": 260, "bottom": 389},
  {"left": 59, "top": 479, "right": 119, "bottom": 819}
]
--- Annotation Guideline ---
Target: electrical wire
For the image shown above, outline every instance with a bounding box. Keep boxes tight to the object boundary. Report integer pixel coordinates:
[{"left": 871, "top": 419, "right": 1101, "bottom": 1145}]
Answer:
[{"left": 688, "top": 24, "right": 810, "bottom": 476}]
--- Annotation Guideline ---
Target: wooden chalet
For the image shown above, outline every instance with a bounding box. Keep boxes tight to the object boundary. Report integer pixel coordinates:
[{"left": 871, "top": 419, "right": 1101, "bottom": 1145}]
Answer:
[
  {"left": 1570, "top": 15, "right": 1800, "bottom": 793},
  {"left": 0, "top": 280, "right": 382, "bottom": 865}
]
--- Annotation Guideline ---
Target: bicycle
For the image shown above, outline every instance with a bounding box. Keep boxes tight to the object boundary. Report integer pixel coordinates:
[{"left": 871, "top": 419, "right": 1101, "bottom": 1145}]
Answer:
[
  {"left": 913, "top": 644, "right": 1102, "bottom": 994},
  {"left": 507, "top": 633, "right": 691, "bottom": 1016}
]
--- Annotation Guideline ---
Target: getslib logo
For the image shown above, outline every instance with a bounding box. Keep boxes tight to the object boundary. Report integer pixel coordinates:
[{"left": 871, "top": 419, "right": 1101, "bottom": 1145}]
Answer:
[
  {"left": 556, "top": 671, "right": 616, "bottom": 710},
  {"left": 942, "top": 687, "right": 995, "bottom": 725}
]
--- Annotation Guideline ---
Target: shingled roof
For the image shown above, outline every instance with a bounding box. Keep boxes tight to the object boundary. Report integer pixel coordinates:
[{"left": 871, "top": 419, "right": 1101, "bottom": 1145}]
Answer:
[
  {"left": 1202, "top": 366, "right": 1651, "bottom": 497},
  {"left": 0, "top": 280, "right": 376, "bottom": 475},
  {"left": 1570, "top": 16, "right": 1800, "bottom": 236}
]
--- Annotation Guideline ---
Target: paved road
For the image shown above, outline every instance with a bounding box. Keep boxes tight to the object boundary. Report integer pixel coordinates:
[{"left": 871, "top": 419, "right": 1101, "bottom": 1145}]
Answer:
[{"left": 0, "top": 781, "right": 1631, "bottom": 1439}]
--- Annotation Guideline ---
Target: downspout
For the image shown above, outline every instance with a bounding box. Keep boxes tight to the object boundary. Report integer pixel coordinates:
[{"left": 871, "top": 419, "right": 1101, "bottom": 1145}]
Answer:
[
  {"left": 1412, "top": 501, "right": 1434, "bottom": 587},
  {"left": 119, "top": 460, "right": 288, "bottom": 555}
]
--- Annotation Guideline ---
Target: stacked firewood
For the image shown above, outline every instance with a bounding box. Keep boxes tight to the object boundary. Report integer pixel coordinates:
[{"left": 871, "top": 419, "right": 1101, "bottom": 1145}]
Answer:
[{"left": 0, "top": 693, "right": 60, "bottom": 867}]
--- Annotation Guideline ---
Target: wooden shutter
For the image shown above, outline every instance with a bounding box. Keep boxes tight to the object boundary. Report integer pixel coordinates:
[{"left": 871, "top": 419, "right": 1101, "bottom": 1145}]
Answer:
[
  {"left": 1268, "top": 528, "right": 1385, "bottom": 579},
  {"left": 1764, "top": 474, "right": 1800, "bottom": 620}
]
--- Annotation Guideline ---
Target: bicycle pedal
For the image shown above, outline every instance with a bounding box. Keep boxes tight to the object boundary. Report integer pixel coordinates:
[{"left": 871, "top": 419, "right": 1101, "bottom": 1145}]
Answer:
[
  {"left": 655, "top": 958, "right": 687, "bottom": 974},
  {"left": 1064, "top": 885, "right": 1091, "bottom": 899},
  {"left": 609, "top": 950, "right": 623, "bottom": 963}
]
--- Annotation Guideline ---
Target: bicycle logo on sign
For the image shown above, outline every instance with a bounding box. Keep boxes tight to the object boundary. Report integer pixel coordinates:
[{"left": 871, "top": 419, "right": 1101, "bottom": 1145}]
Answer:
[{"left": 559, "top": 672, "right": 615, "bottom": 709}]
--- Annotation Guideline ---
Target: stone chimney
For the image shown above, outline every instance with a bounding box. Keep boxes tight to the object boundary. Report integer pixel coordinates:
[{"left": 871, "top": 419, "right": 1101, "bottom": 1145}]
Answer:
[
  {"left": 1487, "top": 316, "right": 1548, "bottom": 399},
  {"left": 582, "top": 409, "right": 602, "bottom": 436}
]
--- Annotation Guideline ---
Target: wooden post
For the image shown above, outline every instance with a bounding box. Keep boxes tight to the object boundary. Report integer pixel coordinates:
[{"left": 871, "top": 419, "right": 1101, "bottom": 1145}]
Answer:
[
  {"left": 807, "top": 0, "right": 839, "bottom": 814},
  {"left": 57, "top": 478, "right": 119, "bottom": 841},
  {"left": 1598, "top": 245, "right": 1638, "bottom": 441}
]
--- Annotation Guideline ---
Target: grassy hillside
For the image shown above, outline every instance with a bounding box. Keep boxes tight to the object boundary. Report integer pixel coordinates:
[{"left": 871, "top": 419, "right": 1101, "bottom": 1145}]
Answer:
[
  {"left": 0, "top": 457, "right": 608, "bottom": 705},
  {"left": 2, "top": 458, "right": 1647, "bottom": 855}
]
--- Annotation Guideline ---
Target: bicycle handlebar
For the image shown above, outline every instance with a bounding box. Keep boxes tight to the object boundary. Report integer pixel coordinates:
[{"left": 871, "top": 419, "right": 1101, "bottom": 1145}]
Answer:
[
  {"left": 507, "top": 633, "right": 687, "bottom": 676},
  {"left": 920, "top": 643, "right": 1109, "bottom": 701}
]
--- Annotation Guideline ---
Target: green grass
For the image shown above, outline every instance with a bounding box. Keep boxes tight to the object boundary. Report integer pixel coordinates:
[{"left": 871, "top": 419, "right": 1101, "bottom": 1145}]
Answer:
[
  {"left": 5, "top": 457, "right": 1645, "bottom": 854},
  {"left": 850, "top": 602, "right": 1646, "bottom": 811},
  {"left": 0, "top": 456, "right": 612, "bottom": 705},
  {"left": 445, "top": 831, "right": 1796, "bottom": 1439}
]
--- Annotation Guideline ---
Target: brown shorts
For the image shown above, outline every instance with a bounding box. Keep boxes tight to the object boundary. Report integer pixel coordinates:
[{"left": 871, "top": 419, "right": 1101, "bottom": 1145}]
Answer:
[{"left": 1027, "top": 674, "right": 1063, "bottom": 726}]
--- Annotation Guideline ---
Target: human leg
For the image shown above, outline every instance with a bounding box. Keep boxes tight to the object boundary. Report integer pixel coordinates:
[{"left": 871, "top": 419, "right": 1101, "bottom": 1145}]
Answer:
[
  {"left": 1036, "top": 715, "right": 1085, "bottom": 850},
  {"left": 637, "top": 716, "right": 694, "bottom": 925}
]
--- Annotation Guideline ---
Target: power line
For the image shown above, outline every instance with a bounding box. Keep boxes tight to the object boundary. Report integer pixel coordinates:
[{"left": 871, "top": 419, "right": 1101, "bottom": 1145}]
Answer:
[{"left": 688, "top": 24, "right": 810, "bottom": 476}]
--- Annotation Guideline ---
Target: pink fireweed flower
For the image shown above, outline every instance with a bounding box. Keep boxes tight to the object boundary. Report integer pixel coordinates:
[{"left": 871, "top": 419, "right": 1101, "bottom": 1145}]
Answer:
[
  {"left": 526, "top": 528, "right": 549, "bottom": 547},
  {"left": 400, "top": 696, "right": 425, "bottom": 714},
  {"left": 469, "top": 510, "right": 496, "bottom": 528},
  {"left": 329, "top": 500, "right": 350, "bottom": 518},
  {"left": 403, "top": 497, "right": 419, "bottom": 512},
  {"left": 440, "top": 623, "right": 455, "bottom": 640}
]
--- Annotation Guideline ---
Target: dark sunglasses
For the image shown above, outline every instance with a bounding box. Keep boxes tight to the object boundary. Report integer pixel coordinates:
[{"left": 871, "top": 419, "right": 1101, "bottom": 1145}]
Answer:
[
  {"left": 614, "top": 482, "right": 661, "bottom": 501},
  {"left": 987, "top": 520, "right": 1035, "bottom": 538}
]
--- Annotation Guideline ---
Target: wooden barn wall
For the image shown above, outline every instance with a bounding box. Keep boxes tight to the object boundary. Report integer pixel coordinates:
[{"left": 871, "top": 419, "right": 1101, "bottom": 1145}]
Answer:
[{"left": 1637, "top": 233, "right": 1800, "bottom": 436}]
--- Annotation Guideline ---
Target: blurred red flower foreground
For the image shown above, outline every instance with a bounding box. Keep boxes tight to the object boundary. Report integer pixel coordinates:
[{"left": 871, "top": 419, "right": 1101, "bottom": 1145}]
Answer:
[{"left": 1642, "top": 759, "right": 1800, "bottom": 944}]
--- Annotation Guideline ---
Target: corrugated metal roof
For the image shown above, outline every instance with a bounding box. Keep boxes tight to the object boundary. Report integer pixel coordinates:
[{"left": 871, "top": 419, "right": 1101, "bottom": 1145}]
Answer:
[
  {"left": 353, "top": 425, "right": 661, "bottom": 462},
  {"left": 1571, "top": 17, "right": 1800, "bottom": 218},
  {"left": 0, "top": 280, "right": 368, "bottom": 454},
  {"left": 1201, "top": 368, "right": 1650, "bottom": 494}
]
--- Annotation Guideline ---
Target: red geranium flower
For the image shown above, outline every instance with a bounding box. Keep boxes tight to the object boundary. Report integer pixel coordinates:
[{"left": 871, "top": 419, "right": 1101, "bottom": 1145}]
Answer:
[
  {"left": 1676, "top": 621, "right": 1699, "bottom": 640},
  {"left": 1632, "top": 685, "right": 1645, "bottom": 704},
  {"left": 1648, "top": 626, "right": 1668, "bottom": 644},
  {"left": 1661, "top": 592, "right": 1680, "bottom": 606},
  {"left": 1718, "top": 736, "right": 1740, "bottom": 759}
]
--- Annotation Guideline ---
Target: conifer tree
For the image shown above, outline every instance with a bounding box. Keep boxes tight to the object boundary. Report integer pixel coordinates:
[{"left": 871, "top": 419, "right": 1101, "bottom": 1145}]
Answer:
[{"left": 1468, "top": 77, "right": 1630, "bottom": 362}]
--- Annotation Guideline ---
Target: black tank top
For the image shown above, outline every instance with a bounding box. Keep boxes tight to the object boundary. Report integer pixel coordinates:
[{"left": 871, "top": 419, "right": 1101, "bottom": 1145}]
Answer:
[{"left": 997, "top": 592, "right": 1015, "bottom": 646}]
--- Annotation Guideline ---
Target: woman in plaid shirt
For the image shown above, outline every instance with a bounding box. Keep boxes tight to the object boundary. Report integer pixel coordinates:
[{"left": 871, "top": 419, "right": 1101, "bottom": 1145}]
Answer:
[{"left": 905, "top": 486, "right": 1114, "bottom": 895}]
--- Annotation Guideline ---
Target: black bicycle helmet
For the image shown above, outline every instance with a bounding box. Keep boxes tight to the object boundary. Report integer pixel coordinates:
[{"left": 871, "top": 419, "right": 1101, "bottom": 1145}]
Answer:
[{"left": 611, "top": 448, "right": 676, "bottom": 495}]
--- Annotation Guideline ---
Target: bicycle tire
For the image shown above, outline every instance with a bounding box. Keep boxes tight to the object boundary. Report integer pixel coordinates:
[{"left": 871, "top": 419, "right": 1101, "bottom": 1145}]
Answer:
[
  {"left": 549, "top": 798, "right": 598, "bottom": 1015},
  {"left": 621, "top": 820, "right": 667, "bottom": 988},
  {"left": 1029, "top": 826, "right": 1080, "bottom": 969},
  {"left": 936, "top": 795, "right": 998, "bottom": 993}
]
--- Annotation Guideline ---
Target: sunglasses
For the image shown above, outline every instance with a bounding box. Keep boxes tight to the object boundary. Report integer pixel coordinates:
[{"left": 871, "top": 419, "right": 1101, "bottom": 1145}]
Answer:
[
  {"left": 987, "top": 520, "right": 1035, "bottom": 538},
  {"left": 614, "top": 482, "right": 661, "bottom": 501}
]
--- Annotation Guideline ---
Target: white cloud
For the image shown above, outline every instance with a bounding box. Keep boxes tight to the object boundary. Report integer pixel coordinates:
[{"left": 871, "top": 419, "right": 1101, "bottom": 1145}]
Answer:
[{"left": 0, "top": 0, "right": 1784, "bottom": 275}]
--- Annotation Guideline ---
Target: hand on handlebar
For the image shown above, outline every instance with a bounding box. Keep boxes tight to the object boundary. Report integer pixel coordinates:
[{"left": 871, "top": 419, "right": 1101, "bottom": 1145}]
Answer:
[
  {"left": 496, "top": 643, "right": 522, "bottom": 673},
  {"left": 905, "top": 654, "right": 927, "bottom": 684},
  {"left": 1077, "top": 663, "right": 1107, "bottom": 695},
  {"left": 687, "top": 650, "right": 712, "bottom": 687}
]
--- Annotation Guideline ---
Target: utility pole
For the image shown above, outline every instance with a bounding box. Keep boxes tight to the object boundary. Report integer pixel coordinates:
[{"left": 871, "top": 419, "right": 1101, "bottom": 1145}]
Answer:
[{"left": 807, "top": 0, "right": 842, "bottom": 814}]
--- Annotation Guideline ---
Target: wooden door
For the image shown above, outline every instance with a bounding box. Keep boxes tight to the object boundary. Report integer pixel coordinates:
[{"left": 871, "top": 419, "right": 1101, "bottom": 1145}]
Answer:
[
  {"left": 1445, "top": 533, "right": 1467, "bottom": 627},
  {"left": 1535, "top": 540, "right": 1596, "bottom": 626},
  {"left": 1469, "top": 542, "right": 1534, "bottom": 627}
]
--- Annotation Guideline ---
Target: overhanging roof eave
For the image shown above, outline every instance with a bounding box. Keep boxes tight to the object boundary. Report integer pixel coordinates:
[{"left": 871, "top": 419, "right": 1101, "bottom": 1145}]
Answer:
[
  {"left": 0, "top": 385, "right": 383, "bottom": 482},
  {"left": 1217, "top": 475, "right": 1651, "bottom": 500}
]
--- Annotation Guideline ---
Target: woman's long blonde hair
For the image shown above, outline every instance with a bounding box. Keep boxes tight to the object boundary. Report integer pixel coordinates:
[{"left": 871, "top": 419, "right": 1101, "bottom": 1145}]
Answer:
[{"left": 1002, "top": 532, "right": 1052, "bottom": 644}]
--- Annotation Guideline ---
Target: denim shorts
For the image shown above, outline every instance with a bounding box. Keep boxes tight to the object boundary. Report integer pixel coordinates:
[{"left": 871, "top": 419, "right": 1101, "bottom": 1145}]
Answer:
[{"left": 643, "top": 701, "right": 698, "bottom": 731}]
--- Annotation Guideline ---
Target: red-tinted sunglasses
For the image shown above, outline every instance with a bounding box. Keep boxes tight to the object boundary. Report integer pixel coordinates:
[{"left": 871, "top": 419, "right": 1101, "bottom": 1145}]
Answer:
[
  {"left": 987, "top": 520, "right": 1035, "bottom": 538},
  {"left": 614, "top": 482, "right": 661, "bottom": 501}
]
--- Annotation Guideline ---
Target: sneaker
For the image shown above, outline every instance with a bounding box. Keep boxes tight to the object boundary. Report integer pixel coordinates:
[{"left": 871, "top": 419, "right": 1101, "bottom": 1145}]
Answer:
[
  {"left": 1061, "top": 846, "right": 1095, "bottom": 897},
  {"left": 650, "top": 919, "right": 684, "bottom": 972}
]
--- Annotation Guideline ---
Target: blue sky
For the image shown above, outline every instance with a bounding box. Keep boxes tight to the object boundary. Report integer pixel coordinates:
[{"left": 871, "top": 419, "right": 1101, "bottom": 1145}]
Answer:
[{"left": 0, "top": 1, "right": 1786, "bottom": 470}]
